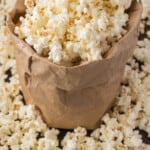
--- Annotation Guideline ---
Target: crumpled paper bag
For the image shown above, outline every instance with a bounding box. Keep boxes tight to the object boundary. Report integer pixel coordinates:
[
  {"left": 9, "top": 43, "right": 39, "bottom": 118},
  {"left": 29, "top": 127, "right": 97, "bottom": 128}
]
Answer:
[{"left": 7, "top": 0, "right": 142, "bottom": 129}]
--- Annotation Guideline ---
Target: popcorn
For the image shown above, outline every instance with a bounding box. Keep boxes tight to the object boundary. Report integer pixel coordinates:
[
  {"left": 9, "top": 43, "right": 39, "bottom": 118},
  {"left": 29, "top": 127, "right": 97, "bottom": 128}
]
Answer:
[
  {"left": 110, "top": 0, "right": 132, "bottom": 9},
  {"left": 63, "top": 139, "right": 77, "bottom": 150},
  {"left": 25, "top": 0, "right": 34, "bottom": 8},
  {"left": 48, "top": 40, "right": 63, "bottom": 63},
  {"left": 21, "top": 129, "right": 37, "bottom": 149},
  {"left": 74, "top": 127, "right": 87, "bottom": 137},
  {"left": 124, "top": 130, "right": 143, "bottom": 148},
  {"left": 0, "top": 146, "right": 9, "bottom": 150},
  {"left": 101, "top": 140, "right": 115, "bottom": 150},
  {"left": 15, "top": 0, "right": 133, "bottom": 66},
  {"left": 147, "top": 31, "right": 150, "bottom": 38},
  {"left": 91, "top": 129, "right": 100, "bottom": 138},
  {"left": 18, "top": 105, "right": 37, "bottom": 120},
  {"left": 0, "top": 0, "right": 15, "bottom": 26},
  {"left": 44, "top": 129, "right": 59, "bottom": 141},
  {"left": 7, "top": 133, "right": 21, "bottom": 150},
  {"left": 141, "top": 0, "right": 150, "bottom": 19},
  {"left": 0, "top": 0, "right": 150, "bottom": 149}
]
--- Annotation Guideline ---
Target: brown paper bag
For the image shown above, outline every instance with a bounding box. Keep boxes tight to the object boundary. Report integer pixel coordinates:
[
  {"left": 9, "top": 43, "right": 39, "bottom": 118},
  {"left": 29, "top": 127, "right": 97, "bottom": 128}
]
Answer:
[{"left": 7, "top": 0, "right": 142, "bottom": 129}]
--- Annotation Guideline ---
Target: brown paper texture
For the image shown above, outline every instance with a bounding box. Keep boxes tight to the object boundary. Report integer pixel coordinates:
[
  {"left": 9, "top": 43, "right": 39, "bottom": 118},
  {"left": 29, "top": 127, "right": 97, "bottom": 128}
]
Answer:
[{"left": 7, "top": 0, "right": 142, "bottom": 129}]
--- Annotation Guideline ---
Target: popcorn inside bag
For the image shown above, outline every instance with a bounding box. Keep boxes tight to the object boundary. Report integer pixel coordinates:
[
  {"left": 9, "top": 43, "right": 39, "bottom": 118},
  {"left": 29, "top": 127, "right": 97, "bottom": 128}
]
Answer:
[{"left": 15, "top": 0, "right": 133, "bottom": 66}]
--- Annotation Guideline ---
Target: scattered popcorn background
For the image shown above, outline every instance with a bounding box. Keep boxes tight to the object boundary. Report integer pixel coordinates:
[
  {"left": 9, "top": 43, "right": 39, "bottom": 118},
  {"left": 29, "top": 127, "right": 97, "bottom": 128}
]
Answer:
[{"left": 0, "top": 0, "right": 150, "bottom": 149}]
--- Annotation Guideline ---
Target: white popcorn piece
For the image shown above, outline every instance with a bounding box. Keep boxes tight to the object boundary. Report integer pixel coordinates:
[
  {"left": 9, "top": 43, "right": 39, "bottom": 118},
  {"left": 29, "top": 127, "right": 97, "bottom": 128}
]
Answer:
[
  {"left": 21, "top": 129, "right": 37, "bottom": 149},
  {"left": 147, "top": 31, "right": 150, "bottom": 38},
  {"left": 91, "top": 129, "right": 101, "bottom": 140},
  {"left": 63, "top": 139, "right": 77, "bottom": 150},
  {"left": 101, "top": 139, "right": 115, "bottom": 150},
  {"left": 48, "top": 40, "right": 63, "bottom": 63}
]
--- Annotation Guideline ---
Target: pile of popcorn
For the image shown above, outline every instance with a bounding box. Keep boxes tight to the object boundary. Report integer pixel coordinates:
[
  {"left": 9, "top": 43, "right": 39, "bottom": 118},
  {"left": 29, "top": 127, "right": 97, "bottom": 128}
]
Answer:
[
  {"left": 15, "top": 0, "right": 132, "bottom": 66},
  {"left": 0, "top": 0, "right": 150, "bottom": 149},
  {"left": 0, "top": 0, "right": 13, "bottom": 27}
]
